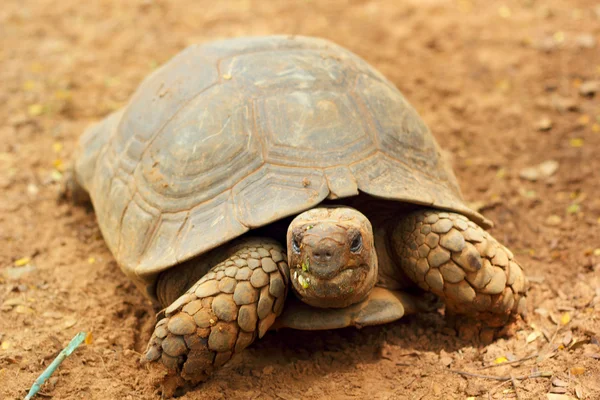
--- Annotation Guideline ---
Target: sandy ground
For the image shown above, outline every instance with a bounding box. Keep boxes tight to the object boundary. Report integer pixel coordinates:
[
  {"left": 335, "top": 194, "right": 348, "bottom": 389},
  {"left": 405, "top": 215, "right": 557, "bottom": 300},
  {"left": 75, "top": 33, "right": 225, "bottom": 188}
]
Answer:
[{"left": 1, "top": 0, "right": 599, "bottom": 399}]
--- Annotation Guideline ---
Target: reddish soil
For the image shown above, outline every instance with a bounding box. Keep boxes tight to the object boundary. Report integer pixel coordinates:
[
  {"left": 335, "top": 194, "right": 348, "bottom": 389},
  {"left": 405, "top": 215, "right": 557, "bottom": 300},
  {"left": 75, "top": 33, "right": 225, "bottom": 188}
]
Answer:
[{"left": 1, "top": 1, "right": 599, "bottom": 399}]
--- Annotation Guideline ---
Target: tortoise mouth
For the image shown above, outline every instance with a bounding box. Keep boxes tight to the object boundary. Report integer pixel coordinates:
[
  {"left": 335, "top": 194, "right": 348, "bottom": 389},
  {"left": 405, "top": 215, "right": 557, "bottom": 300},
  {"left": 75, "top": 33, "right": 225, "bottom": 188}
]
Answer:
[{"left": 290, "top": 264, "right": 371, "bottom": 308}]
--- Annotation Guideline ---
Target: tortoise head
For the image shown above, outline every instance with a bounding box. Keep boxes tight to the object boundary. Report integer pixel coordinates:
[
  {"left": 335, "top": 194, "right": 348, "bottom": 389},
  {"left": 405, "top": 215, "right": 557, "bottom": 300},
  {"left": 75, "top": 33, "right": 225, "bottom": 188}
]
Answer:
[{"left": 287, "top": 207, "right": 378, "bottom": 308}]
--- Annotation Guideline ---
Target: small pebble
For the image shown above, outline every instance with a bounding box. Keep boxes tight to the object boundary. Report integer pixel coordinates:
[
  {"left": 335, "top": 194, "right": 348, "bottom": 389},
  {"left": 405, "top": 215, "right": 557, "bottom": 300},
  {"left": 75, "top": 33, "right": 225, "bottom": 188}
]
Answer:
[
  {"left": 579, "top": 80, "right": 599, "bottom": 96},
  {"left": 545, "top": 215, "right": 562, "bottom": 226},
  {"left": 536, "top": 116, "right": 553, "bottom": 131}
]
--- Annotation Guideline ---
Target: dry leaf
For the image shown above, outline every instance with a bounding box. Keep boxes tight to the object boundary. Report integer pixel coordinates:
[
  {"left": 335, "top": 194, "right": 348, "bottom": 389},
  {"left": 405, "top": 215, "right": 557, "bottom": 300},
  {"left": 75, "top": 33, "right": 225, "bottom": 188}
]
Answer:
[
  {"left": 14, "top": 305, "right": 35, "bottom": 314},
  {"left": 575, "top": 385, "right": 583, "bottom": 399},
  {"left": 526, "top": 331, "right": 542, "bottom": 343},
  {"left": 569, "top": 338, "right": 590, "bottom": 351},
  {"left": 547, "top": 394, "right": 577, "bottom": 400},
  {"left": 519, "top": 160, "right": 559, "bottom": 181},
  {"left": 63, "top": 319, "right": 77, "bottom": 329},
  {"left": 535, "top": 307, "right": 550, "bottom": 318},
  {"left": 552, "top": 378, "right": 569, "bottom": 387},
  {"left": 2, "top": 298, "right": 26, "bottom": 307},
  {"left": 550, "top": 387, "right": 568, "bottom": 394}
]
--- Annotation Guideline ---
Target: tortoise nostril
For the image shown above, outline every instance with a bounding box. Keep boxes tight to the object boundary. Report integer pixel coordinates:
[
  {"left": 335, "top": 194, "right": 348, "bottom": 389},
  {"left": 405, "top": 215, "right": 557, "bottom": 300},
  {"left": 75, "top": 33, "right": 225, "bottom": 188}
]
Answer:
[
  {"left": 312, "top": 249, "right": 334, "bottom": 262},
  {"left": 313, "top": 251, "right": 331, "bottom": 261}
]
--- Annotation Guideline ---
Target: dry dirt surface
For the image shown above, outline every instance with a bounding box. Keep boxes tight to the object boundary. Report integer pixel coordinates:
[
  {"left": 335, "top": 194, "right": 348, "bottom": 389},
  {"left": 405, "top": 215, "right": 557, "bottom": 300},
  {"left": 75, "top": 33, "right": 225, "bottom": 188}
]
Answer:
[{"left": 1, "top": 0, "right": 600, "bottom": 399}]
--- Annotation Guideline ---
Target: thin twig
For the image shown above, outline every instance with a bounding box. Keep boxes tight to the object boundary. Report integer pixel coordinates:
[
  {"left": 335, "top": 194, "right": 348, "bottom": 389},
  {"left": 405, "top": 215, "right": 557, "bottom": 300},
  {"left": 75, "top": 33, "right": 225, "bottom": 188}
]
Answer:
[
  {"left": 510, "top": 374, "right": 521, "bottom": 400},
  {"left": 395, "top": 362, "right": 415, "bottom": 367},
  {"left": 479, "top": 354, "right": 537, "bottom": 369},
  {"left": 25, "top": 332, "right": 87, "bottom": 400},
  {"left": 537, "top": 322, "right": 561, "bottom": 363},
  {"left": 450, "top": 369, "right": 552, "bottom": 382}
]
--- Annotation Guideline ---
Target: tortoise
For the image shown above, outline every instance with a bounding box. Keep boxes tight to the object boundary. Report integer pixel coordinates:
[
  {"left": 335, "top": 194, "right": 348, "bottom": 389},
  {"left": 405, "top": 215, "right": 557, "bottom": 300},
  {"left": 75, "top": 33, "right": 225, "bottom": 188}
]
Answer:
[{"left": 70, "top": 35, "right": 527, "bottom": 394}]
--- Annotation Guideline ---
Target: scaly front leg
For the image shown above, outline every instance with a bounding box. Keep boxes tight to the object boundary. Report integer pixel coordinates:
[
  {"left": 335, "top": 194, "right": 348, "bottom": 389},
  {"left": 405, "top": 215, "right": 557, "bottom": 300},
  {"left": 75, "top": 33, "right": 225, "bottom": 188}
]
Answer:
[
  {"left": 390, "top": 209, "right": 527, "bottom": 343},
  {"left": 143, "top": 238, "right": 289, "bottom": 396}
]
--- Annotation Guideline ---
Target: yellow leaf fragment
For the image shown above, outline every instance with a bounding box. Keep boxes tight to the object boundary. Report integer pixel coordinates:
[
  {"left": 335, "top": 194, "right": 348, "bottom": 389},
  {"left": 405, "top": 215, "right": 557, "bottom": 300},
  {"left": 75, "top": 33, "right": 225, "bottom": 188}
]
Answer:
[
  {"left": 14, "top": 257, "right": 31, "bottom": 267},
  {"left": 566, "top": 203, "right": 580, "bottom": 214},
  {"left": 577, "top": 115, "right": 590, "bottom": 125},
  {"left": 23, "top": 80, "right": 37, "bottom": 91},
  {"left": 28, "top": 103, "right": 45, "bottom": 117},
  {"left": 54, "top": 89, "right": 71, "bottom": 100},
  {"left": 53, "top": 142, "right": 63, "bottom": 153},
  {"left": 570, "top": 366, "right": 585, "bottom": 375},
  {"left": 1, "top": 341, "right": 11, "bottom": 350},
  {"left": 496, "top": 79, "right": 511, "bottom": 92},
  {"left": 553, "top": 31, "right": 565, "bottom": 43},
  {"left": 85, "top": 332, "right": 93, "bottom": 345},
  {"left": 88, "top": 257, "right": 96, "bottom": 264},
  {"left": 222, "top": 74, "right": 232, "bottom": 80},
  {"left": 561, "top": 312, "right": 571, "bottom": 325},
  {"left": 30, "top": 62, "right": 44, "bottom": 72},
  {"left": 104, "top": 76, "right": 120, "bottom": 87},
  {"left": 592, "top": 123, "right": 600, "bottom": 133},
  {"left": 53, "top": 159, "right": 65, "bottom": 172},
  {"left": 494, "top": 356, "right": 508, "bottom": 364},
  {"left": 569, "top": 138, "right": 583, "bottom": 147},
  {"left": 498, "top": 5, "right": 511, "bottom": 18}
]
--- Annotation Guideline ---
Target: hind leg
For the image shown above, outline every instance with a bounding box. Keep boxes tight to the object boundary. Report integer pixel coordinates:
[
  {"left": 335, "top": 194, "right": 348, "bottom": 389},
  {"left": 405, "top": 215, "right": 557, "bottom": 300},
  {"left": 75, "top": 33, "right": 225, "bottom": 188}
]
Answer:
[
  {"left": 390, "top": 209, "right": 527, "bottom": 343},
  {"left": 143, "top": 238, "right": 289, "bottom": 396}
]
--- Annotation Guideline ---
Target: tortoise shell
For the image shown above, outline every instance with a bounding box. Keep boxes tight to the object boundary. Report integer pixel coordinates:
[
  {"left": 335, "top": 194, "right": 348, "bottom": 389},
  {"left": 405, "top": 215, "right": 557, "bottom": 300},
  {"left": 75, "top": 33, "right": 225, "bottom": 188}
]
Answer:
[{"left": 73, "top": 35, "right": 489, "bottom": 288}]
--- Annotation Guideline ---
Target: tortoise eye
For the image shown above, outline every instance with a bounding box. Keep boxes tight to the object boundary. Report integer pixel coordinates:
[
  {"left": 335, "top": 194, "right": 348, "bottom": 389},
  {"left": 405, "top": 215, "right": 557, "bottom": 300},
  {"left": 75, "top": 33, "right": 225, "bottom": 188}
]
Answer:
[
  {"left": 350, "top": 233, "right": 363, "bottom": 253},
  {"left": 292, "top": 236, "right": 301, "bottom": 254}
]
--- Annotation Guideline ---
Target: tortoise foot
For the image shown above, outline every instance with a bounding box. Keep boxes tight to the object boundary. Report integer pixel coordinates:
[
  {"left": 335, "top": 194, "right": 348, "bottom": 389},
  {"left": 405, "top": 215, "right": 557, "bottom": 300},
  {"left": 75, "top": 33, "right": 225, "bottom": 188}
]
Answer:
[
  {"left": 446, "top": 312, "right": 521, "bottom": 344},
  {"left": 62, "top": 167, "right": 91, "bottom": 205},
  {"left": 142, "top": 239, "right": 289, "bottom": 395},
  {"left": 392, "top": 209, "right": 528, "bottom": 340}
]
